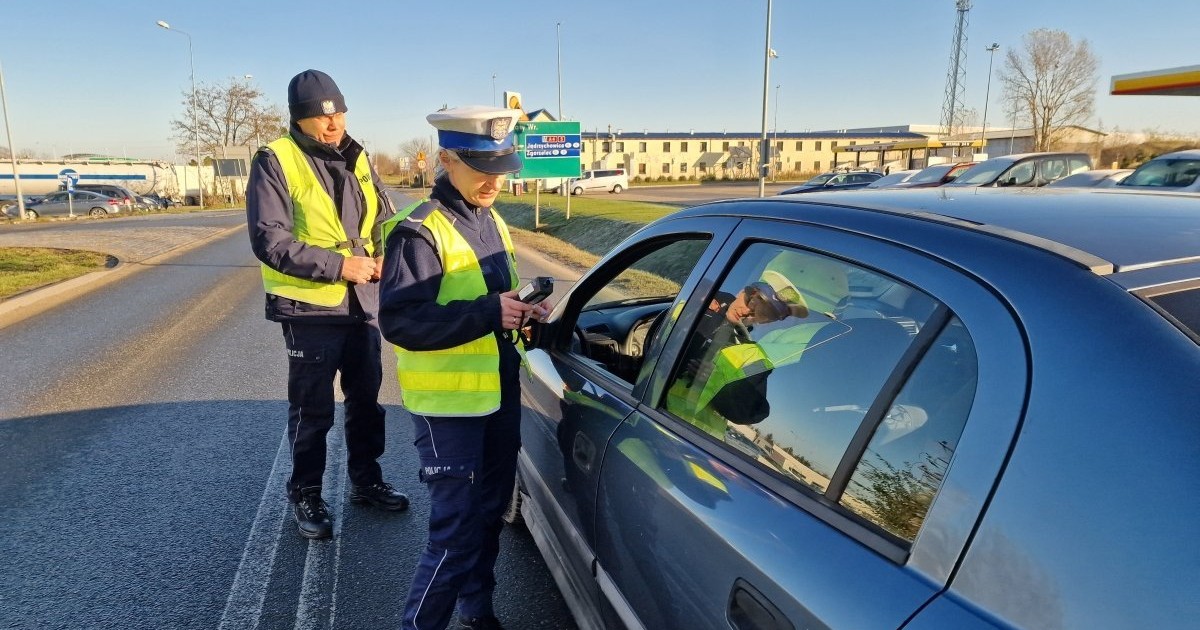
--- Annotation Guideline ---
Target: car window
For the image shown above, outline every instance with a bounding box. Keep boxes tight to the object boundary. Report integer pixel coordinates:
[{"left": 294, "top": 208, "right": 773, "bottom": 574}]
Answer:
[
  {"left": 574, "top": 237, "right": 712, "bottom": 385},
  {"left": 1040, "top": 158, "right": 1067, "bottom": 183},
  {"left": 840, "top": 316, "right": 977, "bottom": 542},
  {"left": 908, "top": 165, "right": 952, "bottom": 184},
  {"left": 949, "top": 160, "right": 1012, "bottom": 185},
  {"left": 1121, "top": 158, "right": 1200, "bottom": 188},
  {"left": 1069, "top": 157, "right": 1091, "bottom": 174},
  {"left": 1144, "top": 286, "right": 1200, "bottom": 339},
  {"left": 999, "top": 161, "right": 1036, "bottom": 186}
]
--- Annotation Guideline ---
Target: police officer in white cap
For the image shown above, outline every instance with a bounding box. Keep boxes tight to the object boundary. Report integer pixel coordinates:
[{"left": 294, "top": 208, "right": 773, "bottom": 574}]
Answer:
[{"left": 378, "top": 106, "right": 550, "bottom": 630}]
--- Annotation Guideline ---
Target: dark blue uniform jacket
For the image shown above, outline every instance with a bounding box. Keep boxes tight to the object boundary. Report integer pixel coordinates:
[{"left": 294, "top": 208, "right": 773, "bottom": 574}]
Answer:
[
  {"left": 378, "top": 176, "right": 520, "bottom": 370},
  {"left": 246, "top": 125, "right": 395, "bottom": 323}
]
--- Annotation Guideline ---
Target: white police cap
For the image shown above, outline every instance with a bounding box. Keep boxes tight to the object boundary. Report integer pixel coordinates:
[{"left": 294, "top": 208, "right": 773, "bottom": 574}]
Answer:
[{"left": 427, "top": 105, "right": 523, "bottom": 174}]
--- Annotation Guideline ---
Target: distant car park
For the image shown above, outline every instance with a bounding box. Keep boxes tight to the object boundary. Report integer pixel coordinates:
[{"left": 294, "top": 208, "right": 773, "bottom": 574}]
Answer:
[
  {"left": 12, "top": 190, "right": 123, "bottom": 218},
  {"left": 944, "top": 152, "right": 1091, "bottom": 188},
  {"left": 1045, "top": 169, "right": 1133, "bottom": 189},
  {"left": 779, "top": 170, "right": 882, "bottom": 194},
  {"left": 1115, "top": 149, "right": 1200, "bottom": 193}
]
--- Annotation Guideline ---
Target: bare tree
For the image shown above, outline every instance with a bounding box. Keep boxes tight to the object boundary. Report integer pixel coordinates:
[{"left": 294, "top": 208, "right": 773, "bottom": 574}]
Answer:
[
  {"left": 999, "top": 29, "right": 1100, "bottom": 152},
  {"left": 170, "top": 77, "right": 286, "bottom": 161},
  {"left": 399, "top": 138, "right": 435, "bottom": 186}
]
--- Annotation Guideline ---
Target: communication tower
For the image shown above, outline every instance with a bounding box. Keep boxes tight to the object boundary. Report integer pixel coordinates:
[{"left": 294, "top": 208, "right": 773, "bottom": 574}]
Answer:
[{"left": 939, "top": 0, "right": 972, "bottom": 138}]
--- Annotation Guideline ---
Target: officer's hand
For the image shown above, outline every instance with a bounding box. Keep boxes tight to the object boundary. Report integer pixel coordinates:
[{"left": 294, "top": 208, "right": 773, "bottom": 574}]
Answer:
[
  {"left": 370, "top": 256, "right": 384, "bottom": 281},
  {"left": 531, "top": 299, "right": 554, "bottom": 322},
  {"left": 499, "top": 291, "right": 536, "bottom": 330},
  {"left": 341, "top": 256, "right": 377, "bottom": 285}
]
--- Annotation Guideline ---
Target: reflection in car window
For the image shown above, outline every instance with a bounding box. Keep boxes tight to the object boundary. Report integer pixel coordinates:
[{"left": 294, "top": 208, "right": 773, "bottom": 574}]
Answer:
[
  {"left": 662, "top": 243, "right": 940, "bottom": 498},
  {"left": 841, "top": 317, "right": 976, "bottom": 542},
  {"left": 1002, "top": 161, "right": 1036, "bottom": 186}
]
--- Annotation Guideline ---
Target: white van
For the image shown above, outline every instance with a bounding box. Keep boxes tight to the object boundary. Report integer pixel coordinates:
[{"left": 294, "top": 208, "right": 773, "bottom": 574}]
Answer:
[{"left": 569, "top": 168, "right": 628, "bottom": 195}]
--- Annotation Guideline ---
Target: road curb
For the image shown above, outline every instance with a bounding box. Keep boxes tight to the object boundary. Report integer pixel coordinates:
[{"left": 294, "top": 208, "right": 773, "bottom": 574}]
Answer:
[{"left": 0, "top": 224, "right": 245, "bottom": 330}]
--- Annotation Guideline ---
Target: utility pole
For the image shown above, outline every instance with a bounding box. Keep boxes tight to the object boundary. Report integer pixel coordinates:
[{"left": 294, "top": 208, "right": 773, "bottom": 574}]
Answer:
[
  {"left": 979, "top": 43, "right": 1000, "bottom": 157},
  {"left": 556, "top": 22, "right": 564, "bottom": 120},
  {"left": 757, "top": 0, "right": 774, "bottom": 198},
  {"left": 0, "top": 60, "right": 27, "bottom": 220}
]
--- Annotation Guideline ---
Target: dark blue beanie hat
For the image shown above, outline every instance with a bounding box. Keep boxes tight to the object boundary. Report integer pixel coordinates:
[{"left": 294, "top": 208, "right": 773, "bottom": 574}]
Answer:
[{"left": 287, "top": 69, "right": 347, "bottom": 121}]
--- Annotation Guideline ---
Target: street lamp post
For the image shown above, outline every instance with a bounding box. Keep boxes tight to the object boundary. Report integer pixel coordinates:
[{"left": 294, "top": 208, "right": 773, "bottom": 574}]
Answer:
[
  {"left": 156, "top": 20, "right": 203, "bottom": 209},
  {"left": 556, "top": 22, "right": 563, "bottom": 120},
  {"left": 979, "top": 43, "right": 1000, "bottom": 157},
  {"left": 757, "top": 0, "right": 774, "bottom": 198},
  {"left": 0, "top": 60, "right": 28, "bottom": 220}
]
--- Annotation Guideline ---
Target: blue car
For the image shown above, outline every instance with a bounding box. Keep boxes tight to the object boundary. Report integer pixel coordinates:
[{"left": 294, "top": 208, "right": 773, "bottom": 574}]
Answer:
[{"left": 513, "top": 187, "right": 1200, "bottom": 629}]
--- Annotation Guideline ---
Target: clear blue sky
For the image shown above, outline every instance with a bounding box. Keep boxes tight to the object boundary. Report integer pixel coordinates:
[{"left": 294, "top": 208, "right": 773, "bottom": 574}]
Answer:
[{"left": 1, "top": 0, "right": 1197, "bottom": 161}]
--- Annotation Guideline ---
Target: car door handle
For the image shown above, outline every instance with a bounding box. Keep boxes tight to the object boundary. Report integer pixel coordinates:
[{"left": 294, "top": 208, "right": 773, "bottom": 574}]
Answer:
[{"left": 727, "top": 578, "right": 794, "bottom": 630}]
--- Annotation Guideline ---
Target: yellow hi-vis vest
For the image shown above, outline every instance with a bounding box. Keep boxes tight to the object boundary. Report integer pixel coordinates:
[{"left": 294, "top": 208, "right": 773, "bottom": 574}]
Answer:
[
  {"left": 259, "top": 136, "right": 379, "bottom": 307},
  {"left": 381, "top": 202, "right": 518, "bottom": 417}
]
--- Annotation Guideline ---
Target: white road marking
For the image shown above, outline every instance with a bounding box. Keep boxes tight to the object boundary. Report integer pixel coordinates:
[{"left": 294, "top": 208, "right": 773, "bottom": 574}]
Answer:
[
  {"left": 218, "top": 431, "right": 291, "bottom": 630},
  {"left": 294, "top": 418, "right": 347, "bottom": 630}
]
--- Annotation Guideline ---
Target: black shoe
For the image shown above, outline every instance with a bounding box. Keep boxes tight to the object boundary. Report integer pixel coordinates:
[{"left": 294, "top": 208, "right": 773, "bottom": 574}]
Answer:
[
  {"left": 460, "top": 615, "right": 504, "bottom": 630},
  {"left": 349, "top": 482, "right": 410, "bottom": 511},
  {"left": 293, "top": 489, "right": 333, "bottom": 540}
]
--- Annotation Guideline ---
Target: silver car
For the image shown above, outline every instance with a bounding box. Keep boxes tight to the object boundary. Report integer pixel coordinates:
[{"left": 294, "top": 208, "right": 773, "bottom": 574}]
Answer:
[{"left": 20, "top": 190, "right": 123, "bottom": 218}]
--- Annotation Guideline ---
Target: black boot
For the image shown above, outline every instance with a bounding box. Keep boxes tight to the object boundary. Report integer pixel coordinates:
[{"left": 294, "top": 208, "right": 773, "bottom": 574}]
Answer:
[
  {"left": 293, "top": 488, "right": 333, "bottom": 539},
  {"left": 349, "top": 482, "right": 410, "bottom": 511},
  {"left": 460, "top": 615, "right": 504, "bottom": 630}
]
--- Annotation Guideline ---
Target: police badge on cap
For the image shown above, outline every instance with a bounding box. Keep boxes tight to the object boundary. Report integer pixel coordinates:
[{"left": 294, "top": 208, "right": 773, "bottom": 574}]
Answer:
[
  {"left": 321, "top": 100, "right": 336, "bottom": 115},
  {"left": 426, "top": 105, "right": 524, "bottom": 175}
]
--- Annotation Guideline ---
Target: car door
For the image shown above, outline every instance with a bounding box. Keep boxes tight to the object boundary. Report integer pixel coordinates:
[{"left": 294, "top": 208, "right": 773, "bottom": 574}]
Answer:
[
  {"left": 518, "top": 215, "right": 738, "bottom": 627},
  {"left": 591, "top": 213, "right": 1027, "bottom": 629},
  {"left": 41, "top": 192, "right": 70, "bottom": 215}
]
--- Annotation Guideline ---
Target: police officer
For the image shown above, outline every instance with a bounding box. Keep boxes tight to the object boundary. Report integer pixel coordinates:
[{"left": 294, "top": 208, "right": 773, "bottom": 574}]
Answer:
[
  {"left": 378, "top": 106, "right": 548, "bottom": 630},
  {"left": 246, "top": 69, "right": 409, "bottom": 541}
]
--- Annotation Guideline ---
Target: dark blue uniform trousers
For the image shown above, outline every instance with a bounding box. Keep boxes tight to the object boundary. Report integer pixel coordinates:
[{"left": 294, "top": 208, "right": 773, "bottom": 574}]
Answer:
[
  {"left": 402, "top": 363, "right": 521, "bottom": 630},
  {"left": 281, "top": 321, "right": 386, "bottom": 501}
]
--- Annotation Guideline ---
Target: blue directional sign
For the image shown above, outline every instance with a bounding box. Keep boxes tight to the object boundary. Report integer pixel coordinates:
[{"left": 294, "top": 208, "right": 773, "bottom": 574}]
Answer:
[{"left": 58, "top": 168, "right": 80, "bottom": 192}]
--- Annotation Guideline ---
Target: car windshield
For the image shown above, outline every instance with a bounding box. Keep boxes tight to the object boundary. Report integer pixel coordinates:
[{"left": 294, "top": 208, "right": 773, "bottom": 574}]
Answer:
[
  {"left": 1119, "top": 158, "right": 1200, "bottom": 188},
  {"left": 907, "top": 165, "right": 952, "bottom": 184},
  {"left": 803, "top": 174, "right": 834, "bottom": 186},
  {"left": 945, "top": 159, "right": 1014, "bottom": 185}
]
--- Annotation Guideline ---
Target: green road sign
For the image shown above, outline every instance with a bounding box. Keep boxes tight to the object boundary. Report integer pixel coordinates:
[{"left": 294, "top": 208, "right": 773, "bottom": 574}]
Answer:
[{"left": 514, "top": 121, "right": 582, "bottom": 180}]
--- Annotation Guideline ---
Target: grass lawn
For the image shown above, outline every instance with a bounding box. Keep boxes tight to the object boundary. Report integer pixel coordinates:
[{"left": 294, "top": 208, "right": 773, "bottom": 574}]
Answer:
[
  {"left": 495, "top": 192, "right": 677, "bottom": 260},
  {"left": 0, "top": 248, "right": 112, "bottom": 299}
]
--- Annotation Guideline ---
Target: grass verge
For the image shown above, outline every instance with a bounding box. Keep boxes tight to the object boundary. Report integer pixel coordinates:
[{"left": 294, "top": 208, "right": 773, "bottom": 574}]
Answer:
[
  {"left": 495, "top": 192, "right": 676, "bottom": 260},
  {"left": 0, "top": 248, "right": 112, "bottom": 300}
]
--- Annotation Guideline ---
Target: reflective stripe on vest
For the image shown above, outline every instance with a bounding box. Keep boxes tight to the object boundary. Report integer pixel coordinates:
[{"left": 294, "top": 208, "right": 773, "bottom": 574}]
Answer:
[
  {"left": 259, "top": 136, "right": 379, "bottom": 307},
  {"left": 386, "top": 204, "right": 518, "bottom": 416}
]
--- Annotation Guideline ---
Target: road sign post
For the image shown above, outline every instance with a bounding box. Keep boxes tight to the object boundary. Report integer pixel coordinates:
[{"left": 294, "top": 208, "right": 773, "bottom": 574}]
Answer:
[{"left": 58, "top": 169, "right": 79, "bottom": 218}]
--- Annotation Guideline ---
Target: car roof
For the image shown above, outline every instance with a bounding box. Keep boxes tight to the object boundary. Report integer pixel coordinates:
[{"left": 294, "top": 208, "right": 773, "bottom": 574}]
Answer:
[
  {"left": 679, "top": 188, "right": 1200, "bottom": 280},
  {"left": 1147, "top": 149, "right": 1200, "bottom": 160}
]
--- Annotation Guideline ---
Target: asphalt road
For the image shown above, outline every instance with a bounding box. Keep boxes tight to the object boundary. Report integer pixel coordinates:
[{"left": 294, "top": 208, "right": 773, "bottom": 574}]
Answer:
[{"left": 0, "top": 200, "right": 579, "bottom": 630}]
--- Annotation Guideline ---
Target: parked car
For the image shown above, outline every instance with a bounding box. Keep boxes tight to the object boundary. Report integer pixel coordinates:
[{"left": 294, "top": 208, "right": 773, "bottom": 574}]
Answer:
[
  {"left": 71, "top": 183, "right": 141, "bottom": 211},
  {"left": 1, "top": 194, "right": 43, "bottom": 217},
  {"left": 142, "top": 193, "right": 177, "bottom": 208},
  {"left": 863, "top": 169, "right": 921, "bottom": 189},
  {"left": 891, "top": 161, "right": 976, "bottom": 188},
  {"left": 1045, "top": 169, "right": 1133, "bottom": 189},
  {"left": 1115, "top": 149, "right": 1200, "bottom": 193},
  {"left": 944, "top": 152, "right": 1091, "bottom": 188},
  {"left": 512, "top": 188, "right": 1199, "bottom": 630},
  {"left": 18, "top": 190, "right": 123, "bottom": 218},
  {"left": 569, "top": 168, "right": 629, "bottom": 195},
  {"left": 779, "top": 170, "right": 882, "bottom": 194}
]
